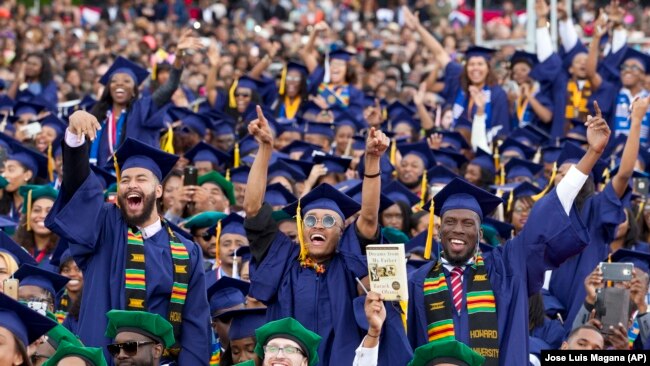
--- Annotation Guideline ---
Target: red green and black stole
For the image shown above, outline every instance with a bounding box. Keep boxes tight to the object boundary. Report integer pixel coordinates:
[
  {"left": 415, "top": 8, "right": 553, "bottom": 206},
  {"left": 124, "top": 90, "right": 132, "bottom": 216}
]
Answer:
[
  {"left": 124, "top": 222, "right": 190, "bottom": 357},
  {"left": 54, "top": 291, "right": 71, "bottom": 324},
  {"left": 423, "top": 254, "right": 499, "bottom": 365},
  {"left": 210, "top": 340, "right": 221, "bottom": 366}
]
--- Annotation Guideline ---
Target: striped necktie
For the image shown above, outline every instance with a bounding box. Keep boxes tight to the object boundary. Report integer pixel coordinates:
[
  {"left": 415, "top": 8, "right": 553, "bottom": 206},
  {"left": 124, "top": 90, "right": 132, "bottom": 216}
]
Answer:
[{"left": 451, "top": 267, "right": 464, "bottom": 313}]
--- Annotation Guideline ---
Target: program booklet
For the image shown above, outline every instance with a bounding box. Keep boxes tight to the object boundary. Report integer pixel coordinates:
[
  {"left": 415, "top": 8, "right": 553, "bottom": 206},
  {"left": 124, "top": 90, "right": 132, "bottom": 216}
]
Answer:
[{"left": 366, "top": 244, "right": 409, "bottom": 301}]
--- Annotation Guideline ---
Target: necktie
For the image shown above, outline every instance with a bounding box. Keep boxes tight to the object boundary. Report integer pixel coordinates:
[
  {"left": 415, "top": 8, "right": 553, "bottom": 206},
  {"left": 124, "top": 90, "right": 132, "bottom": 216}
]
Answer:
[{"left": 451, "top": 267, "right": 464, "bottom": 314}]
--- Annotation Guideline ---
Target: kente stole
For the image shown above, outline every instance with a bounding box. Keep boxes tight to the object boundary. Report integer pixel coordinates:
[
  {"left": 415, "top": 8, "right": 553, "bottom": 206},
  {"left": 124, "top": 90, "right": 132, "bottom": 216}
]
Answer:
[
  {"left": 565, "top": 80, "right": 591, "bottom": 122},
  {"left": 54, "top": 291, "right": 70, "bottom": 324},
  {"left": 317, "top": 83, "right": 350, "bottom": 108}
]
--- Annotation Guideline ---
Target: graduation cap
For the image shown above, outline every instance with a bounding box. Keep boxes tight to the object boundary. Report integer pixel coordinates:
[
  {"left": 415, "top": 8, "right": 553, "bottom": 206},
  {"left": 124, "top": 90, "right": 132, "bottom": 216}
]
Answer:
[
  {"left": 383, "top": 180, "right": 420, "bottom": 207},
  {"left": 18, "top": 184, "right": 58, "bottom": 231},
  {"left": 229, "top": 75, "right": 263, "bottom": 109},
  {"left": 183, "top": 211, "right": 228, "bottom": 231},
  {"left": 312, "top": 153, "right": 352, "bottom": 174},
  {"left": 620, "top": 48, "right": 650, "bottom": 73},
  {"left": 565, "top": 119, "right": 588, "bottom": 141},
  {"left": 105, "top": 310, "right": 175, "bottom": 348},
  {"left": 334, "top": 114, "right": 368, "bottom": 134},
  {"left": 344, "top": 182, "right": 394, "bottom": 213},
  {"left": 611, "top": 248, "right": 650, "bottom": 274},
  {"left": 168, "top": 107, "right": 212, "bottom": 138},
  {"left": 0, "top": 292, "right": 58, "bottom": 346},
  {"left": 283, "top": 184, "right": 361, "bottom": 221},
  {"left": 184, "top": 142, "right": 231, "bottom": 169},
  {"left": 237, "top": 135, "right": 260, "bottom": 157},
  {"left": 469, "top": 148, "right": 496, "bottom": 175},
  {"left": 505, "top": 157, "right": 543, "bottom": 181},
  {"left": 99, "top": 56, "right": 150, "bottom": 86},
  {"left": 301, "top": 120, "right": 335, "bottom": 140},
  {"left": 208, "top": 212, "right": 246, "bottom": 238},
  {"left": 432, "top": 177, "right": 503, "bottom": 221},
  {"left": 405, "top": 230, "right": 429, "bottom": 254},
  {"left": 541, "top": 145, "right": 562, "bottom": 164},
  {"left": 265, "top": 183, "right": 297, "bottom": 207},
  {"left": 268, "top": 160, "right": 307, "bottom": 182},
  {"left": 333, "top": 179, "right": 362, "bottom": 192},
  {"left": 39, "top": 115, "right": 67, "bottom": 138},
  {"left": 398, "top": 142, "right": 437, "bottom": 170},
  {"left": 432, "top": 148, "right": 468, "bottom": 171},
  {"left": 229, "top": 166, "right": 250, "bottom": 184},
  {"left": 357, "top": 154, "right": 395, "bottom": 182},
  {"left": 90, "top": 165, "right": 117, "bottom": 190},
  {"left": 43, "top": 341, "right": 107, "bottom": 366},
  {"left": 216, "top": 307, "right": 267, "bottom": 341},
  {"left": 254, "top": 317, "right": 322, "bottom": 366},
  {"left": 6, "top": 143, "right": 49, "bottom": 180},
  {"left": 13, "top": 100, "right": 46, "bottom": 117},
  {"left": 0, "top": 95, "right": 15, "bottom": 112},
  {"left": 206, "top": 276, "right": 249, "bottom": 315},
  {"left": 511, "top": 125, "right": 550, "bottom": 148},
  {"left": 465, "top": 46, "right": 497, "bottom": 61},
  {"left": 13, "top": 263, "right": 69, "bottom": 298},
  {"left": 556, "top": 141, "right": 585, "bottom": 166},
  {"left": 211, "top": 119, "right": 237, "bottom": 137},
  {"left": 510, "top": 50, "right": 539, "bottom": 68},
  {"left": 107, "top": 138, "right": 179, "bottom": 182},
  {"left": 197, "top": 171, "right": 236, "bottom": 205},
  {"left": 280, "top": 141, "right": 320, "bottom": 156},
  {"left": 390, "top": 112, "right": 419, "bottom": 132},
  {"left": 45, "top": 318, "right": 83, "bottom": 348},
  {"left": 439, "top": 131, "right": 470, "bottom": 150},
  {"left": 428, "top": 165, "right": 460, "bottom": 186},
  {"left": 328, "top": 49, "right": 354, "bottom": 62},
  {"left": 408, "top": 339, "right": 485, "bottom": 366},
  {"left": 499, "top": 137, "right": 536, "bottom": 160},
  {"left": 0, "top": 231, "right": 36, "bottom": 266}
]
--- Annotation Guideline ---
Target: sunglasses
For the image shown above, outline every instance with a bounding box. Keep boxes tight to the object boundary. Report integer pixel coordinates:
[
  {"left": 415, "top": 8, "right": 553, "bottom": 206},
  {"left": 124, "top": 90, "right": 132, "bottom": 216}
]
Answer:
[
  {"left": 202, "top": 232, "right": 214, "bottom": 241},
  {"left": 303, "top": 214, "right": 338, "bottom": 228},
  {"left": 107, "top": 341, "right": 155, "bottom": 357},
  {"left": 235, "top": 92, "right": 251, "bottom": 98}
]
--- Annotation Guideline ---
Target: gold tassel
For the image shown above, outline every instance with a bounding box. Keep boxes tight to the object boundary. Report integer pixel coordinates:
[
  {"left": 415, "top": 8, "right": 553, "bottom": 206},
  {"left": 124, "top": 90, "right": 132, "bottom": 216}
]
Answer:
[
  {"left": 390, "top": 138, "right": 398, "bottom": 178},
  {"left": 225, "top": 168, "right": 231, "bottom": 182},
  {"left": 423, "top": 198, "right": 435, "bottom": 260},
  {"left": 152, "top": 62, "right": 157, "bottom": 81},
  {"left": 113, "top": 153, "right": 121, "bottom": 208},
  {"left": 637, "top": 200, "right": 645, "bottom": 223},
  {"left": 499, "top": 164, "right": 505, "bottom": 186},
  {"left": 26, "top": 189, "right": 32, "bottom": 231},
  {"left": 215, "top": 220, "right": 222, "bottom": 266},
  {"left": 233, "top": 143, "right": 240, "bottom": 168},
  {"left": 297, "top": 199, "right": 308, "bottom": 261},
  {"left": 493, "top": 146, "right": 500, "bottom": 185},
  {"left": 193, "top": 102, "right": 199, "bottom": 113},
  {"left": 506, "top": 190, "right": 514, "bottom": 213},
  {"left": 160, "top": 125, "right": 175, "bottom": 154},
  {"left": 603, "top": 168, "right": 611, "bottom": 185},
  {"left": 279, "top": 65, "right": 287, "bottom": 96},
  {"left": 229, "top": 78, "right": 239, "bottom": 108},
  {"left": 47, "top": 143, "right": 54, "bottom": 182},
  {"left": 399, "top": 300, "right": 408, "bottom": 332},
  {"left": 531, "top": 162, "right": 557, "bottom": 202},
  {"left": 420, "top": 170, "right": 428, "bottom": 208},
  {"left": 607, "top": 253, "right": 612, "bottom": 287}
]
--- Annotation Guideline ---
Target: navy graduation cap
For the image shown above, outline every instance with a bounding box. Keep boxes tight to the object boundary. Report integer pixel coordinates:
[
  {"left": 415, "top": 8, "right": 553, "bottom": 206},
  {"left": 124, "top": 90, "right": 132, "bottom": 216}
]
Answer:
[
  {"left": 505, "top": 157, "right": 543, "bottom": 180},
  {"left": 440, "top": 131, "right": 470, "bottom": 150},
  {"left": 405, "top": 230, "right": 428, "bottom": 254},
  {"left": 511, "top": 125, "right": 550, "bottom": 148},
  {"left": 235, "top": 75, "right": 262, "bottom": 92},
  {"left": 40, "top": 115, "right": 67, "bottom": 138},
  {"left": 7, "top": 143, "right": 49, "bottom": 180},
  {"left": 387, "top": 101, "right": 416, "bottom": 121},
  {"left": 268, "top": 159, "right": 307, "bottom": 182},
  {"left": 611, "top": 248, "right": 650, "bottom": 274},
  {"left": 184, "top": 141, "right": 231, "bottom": 168},
  {"left": 541, "top": 145, "right": 562, "bottom": 164},
  {"left": 13, "top": 100, "right": 46, "bottom": 117},
  {"left": 107, "top": 138, "right": 179, "bottom": 181},
  {"left": 286, "top": 61, "right": 309, "bottom": 76},
  {"left": 280, "top": 141, "right": 320, "bottom": 156},
  {"left": 265, "top": 183, "right": 297, "bottom": 207},
  {"left": 470, "top": 148, "right": 496, "bottom": 175},
  {"left": 49, "top": 239, "right": 73, "bottom": 268},
  {"left": 168, "top": 107, "right": 212, "bottom": 138},
  {"left": 482, "top": 216, "right": 514, "bottom": 241},
  {"left": 229, "top": 166, "right": 250, "bottom": 184},
  {"left": 398, "top": 142, "right": 437, "bottom": 170},
  {"left": 278, "top": 158, "right": 314, "bottom": 178},
  {"left": 312, "top": 153, "right": 352, "bottom": 174},
  {"left": 301, "top": 120, "right": 335, "bottom": 140},
  {"left": 510, "top": 50, "right": 539, "bottom": 68},
  {"left": 431, "top": 177, "right": 504, "bottom": 221},
  {"left": 343, "top": 182, "right": 394, "bottom": 213},
  {"left": 465, "top": 46, "right": 497, "bottom": 61},
  {"left": 13, "top": 263, "right": 69, "bottom": 298},
  {"left": 432, "top": 148, "right": 468, "bottom": 171},
  {"left": 219, "top": 307, "right": 267, "bottom": 341},
  {"left": 620, "top": 48, "right": 650, "bottom": 73},
  {"left": 499, "top": 137, "right": 536, "bottom": 160},
  {"left": 283, "top": 183, "right": 361, "bottom": 220},
  {"left": 383, "top": 180, "right": 420, "bottom": 207},
  {"left": 99, "top": 56, "right": 149, "bottom": 86},
  {"left": 0, "top": 231, "right": 36, "bottom": 266},
  {"left": 329, "top": 49, "right": 354, "bottom": 62},
  {"left": 428, "top": 165, "right": 460, "bottom": 185},
  {"left": 216, "top": 213, "right": 246, "bottom": 237},
  {"left": 90, "top": 165, "right": 117, "bottom": 190},
  {"left": 334, "top": 179, "right": 362, "bottom": 192},
  {"left": 357, "top": 154, "right": 395, "bottom": 182},
  {"left": 0, "top": 292, "right": 57, "bottom": 346},
  {"left": 237, "top": 135, "right": 260, "bottom": 157},
  {"left": 556, "top": 141, "right": 586, "bottom": 166},
  {"left": 206, "top": 276, "right": 249, "bottom": 315}
]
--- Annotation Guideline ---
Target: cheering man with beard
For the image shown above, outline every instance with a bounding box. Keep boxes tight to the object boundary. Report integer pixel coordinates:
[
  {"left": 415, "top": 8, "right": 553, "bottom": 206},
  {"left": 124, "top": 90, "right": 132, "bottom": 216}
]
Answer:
[{"left": 45, "top": 111, "right": 211, "bottom": 365}]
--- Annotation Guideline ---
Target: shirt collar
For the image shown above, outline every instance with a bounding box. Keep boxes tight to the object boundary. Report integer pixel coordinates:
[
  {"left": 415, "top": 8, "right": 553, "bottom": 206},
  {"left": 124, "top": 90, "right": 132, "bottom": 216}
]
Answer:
[
  {"left": 138, "top": 219, "right": 162, "bottom": 239},
  {"left": 440, "top": 255, "right": 475, "bottom": 272}
]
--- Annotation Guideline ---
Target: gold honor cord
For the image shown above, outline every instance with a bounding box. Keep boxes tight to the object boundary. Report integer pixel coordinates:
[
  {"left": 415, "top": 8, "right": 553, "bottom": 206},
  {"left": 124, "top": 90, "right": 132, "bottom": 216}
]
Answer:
[{"left": 424, "top": 198, "right": 435, "bottom": 260}]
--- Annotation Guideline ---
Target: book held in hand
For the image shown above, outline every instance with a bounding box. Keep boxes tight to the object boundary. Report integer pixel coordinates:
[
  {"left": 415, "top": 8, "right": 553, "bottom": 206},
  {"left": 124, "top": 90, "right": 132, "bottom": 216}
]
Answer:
[{"left": 365, "top": 244, "right": 409, "bottom": 301}]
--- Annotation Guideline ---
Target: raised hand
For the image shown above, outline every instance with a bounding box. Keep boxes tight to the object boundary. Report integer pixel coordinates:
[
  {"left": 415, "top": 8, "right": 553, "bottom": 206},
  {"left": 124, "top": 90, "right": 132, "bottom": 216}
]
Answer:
[
  {"left": 176, "top": 29, "right": 203, "bottom": 54},
  {"left": 584, "top": 266, "right": 604, "bottom": 305},
  {"left": 366, "top": 127, "right": 389, "bottom": 157},
  {"left": 585, "top": 101, "right": 611, "bottom": 154},
  {"left": 630, "top": 269, "right": 649, "bottom": 314},
  {"left": 365, "top": 291, "right": 386, "bottom": 335},
  {"left": 247, "top": 105, "right": 273, "bottom": 145},
  {"left": 364, "top": 99, "right": 382, "bottom": 127},
  {"left": 402, "top": 6, "right": 421, "bottom": 30},
  {"left": 469, "top": 86, "right": 487, "bottom": 111},
  {"left": 313, "top": 21, "right": 330, "bottom": 34},
  {"left": 68, "top": 110, "right": 102, "bottom": 142},
  {"left": 427, "top": 133, "right": 443, "bottom": 150},
  {"left": 593, "top": 10, "right": 609, "bottom": 39},
  {"left": 630, "top": 96, "right": 650, "bottom": 125},
  {"left": 207, "top": 44, "right": 221, "bottom": 67}
]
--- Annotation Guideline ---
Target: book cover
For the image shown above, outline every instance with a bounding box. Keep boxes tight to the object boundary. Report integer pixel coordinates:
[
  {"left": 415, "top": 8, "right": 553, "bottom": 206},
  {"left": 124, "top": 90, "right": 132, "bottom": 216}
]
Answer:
[{"left": 366, "top": 244, "right": 409, "bottom": 301}]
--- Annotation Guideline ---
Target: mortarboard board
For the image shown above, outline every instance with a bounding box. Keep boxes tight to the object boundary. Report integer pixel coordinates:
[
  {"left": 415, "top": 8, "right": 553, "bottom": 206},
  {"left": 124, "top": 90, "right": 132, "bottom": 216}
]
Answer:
[
  {"left": 286, "top": 61, "right": 309, "bottom": 76},
  {"left": 99, "top": 56, "right": 149, "bottom": 86},
  {"left": 440, "top": 131, "right": 470, "bottom": 150},
  {"left": 7, "top": 143, "right": 49, "bottom": 180},
  {"left": 265, "top": 183, "right": 297, "bottom": 207},
  {"left": 390, "top": 112, "right": 419, "bottom": 132},
  {"left": 405, "top": 230, "right": 429, "bottom": 254},
  {"left": 254, "top": 317, "right": 322, "bottom": 366},
  {"left": 13, "top": 100, "right": 46, "bottom": 117},
  {"left": 217, "top": 307, "right": 267, "bottom": 341},
  {"left": 328, "top": 49, "right": 354, "bottom": 62},
  {"left": 232, "top": 246, "right": 252, "bottom": 263},
  {"left": 343, "top": 182, "right": 394, "bottom": 213},
  {"left": 183, "top": 211, "right": 228, "bottom": 231},
  {"left": 510, "top": 50, "right": 539, "bottom": 68},
  {"left": 184, "top": 142, "right": 231, "bottom": 168},
  {"left": 168, "top": 107, "right": 212, "bottom": 138},
  {"left": 611, "top": 248, "right": 650, "bottom": 274},
  {"left": 235, "top": 75, "right": 262, "bottom": 92},
  {"left": 0, "top": 231, "right": 36, "bottom": 266},
  {"left": 197, "top": 171, "right": 236, "bottom": 205},
  {"left": 301, "top": 120, "right": 335, "bottom": 140},
  {"left": 398, "top": 142, "right": 437, "bottom": 170},
  {"left": 211, "top": 120, "right": 236, "bottom": 137},
  {"left": 40, "top": 115, "right": 67, "bottom": 138},
  {"left": 41, "top": 341, "right": 107, "bottom": 366},
  {"left": 469, "top": 148, "right": 496, "bottom": 174},
  {"left": 383, "top": 180, "right": 421, "bottom": 207},
  {"left": 505, "top": 157, "right": 543, "bottom": 180},
  {"left": 0, "top": 292, "right": 58, "bottom": 346},
  {"left": 105, "top": 310, "right": 175, "bottom": 348},
  {"left": 620, "top": 48, "right": 650, "bottom": 73},
  {"left": 465, "top": 46, "right": 497, "bottom": 61},
  {"left": 268, "top": 160, "right": 307, "bottom": 182},
  {"left": 90, "top": 165, "right": 116, "bottom": 190},
  {"left": 280, "top": 141, "right": 320, "bottom": 156},
  {"left": 556, "top": 141, "right": 585, "bottom": 166},
  {"left": 283, "top": 183, "right": 361, "bottom": 220},
  {"left": 428, "top": 165, "right": 460, "bottom": 185},
  {"left": 431, "top": 177, "right": 503, "bottom": 221},
  {"left": 541, "top": 145, "right": 562, "bottom": 164},
  {"left": 237, "top": 135, "right": 260, "bottom": 157},
  {"left": 215, "top": 213, "right": 246, "bottom": 237},
  {"left": 229, "top": 166, "right": 250, "bottom": 184},
  {"left": 357, "top": 154, "right": 395, "bottom": 182},
  {"left": 278, "top": 158, "right": 314, "bottom": 178},
  {"left": 499, "top": 137, "right": 536, "bottom": 160},
  {"left": 407, "top": 339, "right": 485, "bottom": 366},
  {"left": 432, "top": 148, "right": 468, "bottom": 171},
  {"left": 0, "top": 95, "right": 15, "bottom": 112},
  {"left": 206, "top": 276, "right": 249, "bottom": 314},
  {"left": 107, "top": 138, "right": 179, "bottom": 181},
  {"left": 49, "top": 239, "right": 72, "bottom": 268},
  {"left": 511, "top": 125, "right": 550, "bottom": 148},
  {"left": 334, "top": 179, "right": 363, "bottom": 192},
  {"left": 13, "top": 263, "right": 69, "bottom": 297},
  {"left": 312, "top": 153, "right": 352, "bottom": 174}
]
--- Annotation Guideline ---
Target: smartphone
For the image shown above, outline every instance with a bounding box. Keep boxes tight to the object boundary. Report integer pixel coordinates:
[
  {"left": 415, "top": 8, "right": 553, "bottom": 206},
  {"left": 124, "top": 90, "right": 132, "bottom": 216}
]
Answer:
[
  {"left": 599, "top": 262, "right": 634, "bottom": 282},
  {"left": 21, "top": 122, "right": 41, "bottom": 139},
  {"left": 634, "top": 177, "right": 649, "bottom": 197},
  {"left": 595, "top": 287, "right": 630, "bottom": 335},
  {"left": 3, "top": 278, "right": 18, "bottom": 300},
  {"left": 184, "top": 166, "right": 198, "bottom": 187}
]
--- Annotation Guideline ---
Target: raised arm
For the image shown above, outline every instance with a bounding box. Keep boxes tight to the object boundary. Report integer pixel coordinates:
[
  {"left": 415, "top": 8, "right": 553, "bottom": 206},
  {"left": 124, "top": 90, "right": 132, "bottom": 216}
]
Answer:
[
  {"left": 356, "top": 128, "right": 390, "bottom": 239},
  {"left": 586, "top": 12, "right": 606, "bottom": 90},
  {"left": 5, "top": 63, "right": 24, "bottom": 100},
  {"left": 402, "top": 6, "right": 451, "bottom": 68},
  {"left": 205, "top": 44, "right": 221, "bottom": 108},
  {"left": 152, "top": 30, "right": 202, "bottom": 107},
  {"left": 524, "top": 84, "right": 553, "bottom": 124},
  {"left": 300, "top": 22, "right": 328, "bottom": 73},
  {"left": 243, "top": 105, "right": 274, "bottom": 217},
  {"left": 413, "top": 83, "right": 434, "bottom": 131},
  {"left": 612, "top": 97, "right": 648, "bottom": 197},
  {"left": 249, "top": 43, "right": 280, "bottom": 79},
  {"left": 574, "top": 102, "right": 610, "bottom": 178},
  {"left": 63, "top": 111, "right": 103, "bottom": 197}
]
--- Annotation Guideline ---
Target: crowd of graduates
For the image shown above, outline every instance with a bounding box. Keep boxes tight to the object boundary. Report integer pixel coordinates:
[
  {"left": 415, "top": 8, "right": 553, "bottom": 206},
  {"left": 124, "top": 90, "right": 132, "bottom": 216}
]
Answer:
[{"left": 4, "top": 0, "right": 650, "bottom": 365}]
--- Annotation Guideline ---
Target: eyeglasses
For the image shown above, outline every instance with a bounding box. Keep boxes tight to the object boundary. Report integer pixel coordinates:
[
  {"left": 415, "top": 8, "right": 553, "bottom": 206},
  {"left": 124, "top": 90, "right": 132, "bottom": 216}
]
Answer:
[
  {"left": 107, "top": 341, "right": 155, "bottom": 357},
  {"left": 202, "top": 232, "right": 214, "bottom": 241},
  {"left": 285, "top": 75, "right": 301, "bottom": 82},
  {"left": 621, "top": 64, "right": 645, "bottom": 73},
  {"left": 263, "top": 345, "right": 304, "bottom": 356},
  {"left": 235, "top": 92, "right": 251, "bottom": 98},
  {"left": 303, "top": 214, "right": 338, "bottom": 228}
]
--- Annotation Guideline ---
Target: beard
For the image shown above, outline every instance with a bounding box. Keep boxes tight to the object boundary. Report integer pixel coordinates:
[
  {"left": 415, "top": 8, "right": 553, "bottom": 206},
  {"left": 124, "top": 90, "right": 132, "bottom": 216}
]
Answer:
[
  {"left": 441, "top": 242, "right": 477, "bottom": 267},
  {"left": 118, "top": 191, "right": 158, "bottom": 227}
]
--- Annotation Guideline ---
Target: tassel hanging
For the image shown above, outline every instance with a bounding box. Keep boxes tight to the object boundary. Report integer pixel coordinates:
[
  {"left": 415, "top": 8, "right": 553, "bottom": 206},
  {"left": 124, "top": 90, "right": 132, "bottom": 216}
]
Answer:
[
  {"left": 531, "top": 162, "right": 557, "bottom": 202},
  {"left": 233, "top": 143, "right": 240, "bottom": 168},
  {"left": 113, "top": 153, "right": 121, "bottom": 208},
  {"left": 225, "top": 168, "right": 231, "bottom": 182},
  {"left": 279, "top": 65, "right": 287, "bottom": 96},
  {"left": 26, "top": 189, "right": 32, "bottom": 231},
  {"left": 229, "top": 78, "right": 239, "bottom": 108},
  {"left": 297, "top": 199, "right": 308, "bottom": 261},
  {"left": 506, "top": 190, "right": 515, "bottom": 213},
  {"left": 160, "top": 125, "right": 175, "bottom": 154},
  {"left": 47, "top": 143, "right": 54, "bottom": 182},
  {"left": 423, "top": 198, "right": 435, "bottom": 260},
  {"left": 399, "top": 300, "right": 408, "bottom": 333},
  {"left": 215, "top": 220, "right": 222, "bottom": 266},
  {"left": 420, "top": 170, "right": 428, "bottom": 208}
]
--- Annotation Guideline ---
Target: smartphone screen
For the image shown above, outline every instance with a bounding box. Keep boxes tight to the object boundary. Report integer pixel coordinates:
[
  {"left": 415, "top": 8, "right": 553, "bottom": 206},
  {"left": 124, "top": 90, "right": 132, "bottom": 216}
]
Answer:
[{"left": 184, "top": 166, "right": 198, "bottom": 186}]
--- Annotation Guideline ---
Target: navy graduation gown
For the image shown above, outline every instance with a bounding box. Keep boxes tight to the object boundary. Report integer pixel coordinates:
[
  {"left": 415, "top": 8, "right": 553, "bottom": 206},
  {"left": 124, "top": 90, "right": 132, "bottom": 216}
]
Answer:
[
  {"left": 531, "top": 317, "right": 565, "bottom": 349},
  {"left": 407, "top": 189, "right": 589, "bottom": 366},
  {"left": 548, "top": 182, "right": 627, "bottom": 332},
  {"left": 307, "top": 66, "right": 365, "bottom": 122},
  {"left": 516, "top": 54, "right": 562, "bottom": 133},
  {"left": 17, "top": 80, "right": 58, "bottom": 109},
  {"left": 45, "top": 173, "right": 211, "bottom": 365}
]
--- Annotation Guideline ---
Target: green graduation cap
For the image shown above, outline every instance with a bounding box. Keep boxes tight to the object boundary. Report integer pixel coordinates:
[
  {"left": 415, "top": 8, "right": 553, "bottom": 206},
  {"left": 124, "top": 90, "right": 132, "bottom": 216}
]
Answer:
[
  {"left": 234, "top": 360, "right": 256, "bottom": 366},
  {"left": 19, "top": 184, "right": 58, "bottom": 213},
  {"left": 407, "top": 340, "right": 485, "bottom": 366},
  {"left": 198, "top": 170, "right": 236, "bottom": 205},
  {"left": 254, "top": 317, "right": 321, "bottom": 366},
  {"left": 42, "top": 340, "right": 107, "bottom": 366},
  {"left": 105, "top": 310, "right": 175, "bottom": 348},
  {"left": 183, "top": 211, "right": 228, "bottom": 231},
  {"left": 44, "top": 311, "right": 83, "bottom": 349}
]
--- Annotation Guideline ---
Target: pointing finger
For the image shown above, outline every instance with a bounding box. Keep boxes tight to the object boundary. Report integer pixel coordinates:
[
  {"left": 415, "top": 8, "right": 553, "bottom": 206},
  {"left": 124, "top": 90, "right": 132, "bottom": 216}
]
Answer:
[
  {"left": 594, "top": 101, "right": 602, "bottom": 119},
  {"left": 256, "top": 105, "right": 266, "bottom": 124}
]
